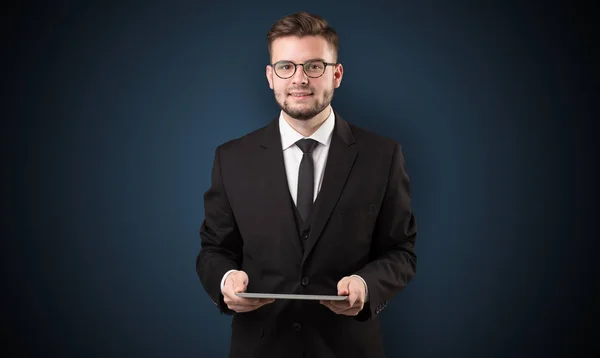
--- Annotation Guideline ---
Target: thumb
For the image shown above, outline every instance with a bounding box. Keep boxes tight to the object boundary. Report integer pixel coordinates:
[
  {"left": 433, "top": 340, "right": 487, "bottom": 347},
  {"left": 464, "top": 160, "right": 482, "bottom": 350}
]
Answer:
[
  {"left": 337, "top": 277, "right": 350, "bottom": 295},
  {"left": 230, "top": 273, "right": 247, "bottom": 293}
]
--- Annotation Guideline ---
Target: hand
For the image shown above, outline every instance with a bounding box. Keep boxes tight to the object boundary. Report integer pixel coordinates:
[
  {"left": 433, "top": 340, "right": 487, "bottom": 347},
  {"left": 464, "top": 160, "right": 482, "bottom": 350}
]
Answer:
[
  {"left": 222, "top": 270, "right": 275, "bottom": 313},
  {"left": 320, "top": 276, "right": 367, "bottom": 316}
]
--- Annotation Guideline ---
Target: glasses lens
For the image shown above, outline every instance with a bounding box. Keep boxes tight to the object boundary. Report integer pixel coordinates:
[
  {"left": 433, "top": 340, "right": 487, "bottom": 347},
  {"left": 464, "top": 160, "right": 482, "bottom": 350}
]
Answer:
[
  {"left": 274, "top": 61, "right": 295, "bottom": 78},
  {"left": 304, "top": 60, "right": 326, "bottom": 77}
]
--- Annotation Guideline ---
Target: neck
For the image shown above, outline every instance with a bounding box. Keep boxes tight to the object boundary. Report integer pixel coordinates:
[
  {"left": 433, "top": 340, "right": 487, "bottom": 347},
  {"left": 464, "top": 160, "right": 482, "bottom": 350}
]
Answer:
[{"left": 282, "top": 106, "right": 331, "bottom": 137}]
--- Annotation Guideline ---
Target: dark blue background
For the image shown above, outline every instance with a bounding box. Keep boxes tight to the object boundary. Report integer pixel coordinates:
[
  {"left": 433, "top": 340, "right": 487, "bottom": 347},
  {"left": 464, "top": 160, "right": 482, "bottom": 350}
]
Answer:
[{"left": 3, "top": 1, "right": 597, "bottom": 357}]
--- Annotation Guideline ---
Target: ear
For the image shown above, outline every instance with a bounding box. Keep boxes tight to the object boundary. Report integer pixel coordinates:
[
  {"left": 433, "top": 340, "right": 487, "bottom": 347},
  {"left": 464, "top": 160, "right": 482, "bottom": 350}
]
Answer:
[
  {"left": 266, "top": 65, "right": 274, "bottom": 90},
  {"left": 333, "top": 63, "right": 343, "bottom": 88}
]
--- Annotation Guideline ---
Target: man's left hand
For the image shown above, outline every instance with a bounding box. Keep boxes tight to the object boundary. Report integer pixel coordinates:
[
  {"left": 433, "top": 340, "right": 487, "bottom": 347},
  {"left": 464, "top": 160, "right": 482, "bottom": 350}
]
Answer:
[{"left": 320, "top": 276, "right": 366, "bottom": 316}]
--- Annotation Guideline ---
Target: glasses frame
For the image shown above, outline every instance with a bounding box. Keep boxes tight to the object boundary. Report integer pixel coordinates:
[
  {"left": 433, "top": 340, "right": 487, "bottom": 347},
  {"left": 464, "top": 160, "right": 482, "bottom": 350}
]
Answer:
[{"left": 270, "top": 60, "right": 338, "bottom": 79}]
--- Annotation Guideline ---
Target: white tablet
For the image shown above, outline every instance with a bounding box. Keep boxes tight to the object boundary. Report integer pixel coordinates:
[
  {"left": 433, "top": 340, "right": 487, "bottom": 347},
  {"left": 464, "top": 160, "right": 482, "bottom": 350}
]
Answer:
[{"left": 236, "top": 292, "right": 348, "bottom": 301}]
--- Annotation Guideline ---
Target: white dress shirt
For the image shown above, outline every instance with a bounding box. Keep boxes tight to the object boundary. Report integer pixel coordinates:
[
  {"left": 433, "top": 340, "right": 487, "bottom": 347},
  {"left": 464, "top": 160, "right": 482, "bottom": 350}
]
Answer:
[
  {"left": 279, "top": 108, "right": 334, "bottom": 204},
  {"left": 220, "top": 108, "right": 368, "bottom": 299}
]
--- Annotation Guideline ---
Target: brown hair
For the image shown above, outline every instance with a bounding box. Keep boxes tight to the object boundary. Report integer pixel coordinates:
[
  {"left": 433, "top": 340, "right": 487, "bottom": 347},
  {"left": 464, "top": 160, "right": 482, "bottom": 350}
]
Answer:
[{"left": 267, "top": 11, "right": 339, "bottom": 62}]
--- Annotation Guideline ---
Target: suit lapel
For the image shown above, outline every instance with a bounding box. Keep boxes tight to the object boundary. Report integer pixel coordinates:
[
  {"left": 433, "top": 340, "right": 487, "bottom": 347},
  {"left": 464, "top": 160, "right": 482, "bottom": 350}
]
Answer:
[
  {"left": 260, "top": 118, "right": 304, "bottom": 259},
  {"left": 302, "top": 113, "right": 357, "bottom": 265}
]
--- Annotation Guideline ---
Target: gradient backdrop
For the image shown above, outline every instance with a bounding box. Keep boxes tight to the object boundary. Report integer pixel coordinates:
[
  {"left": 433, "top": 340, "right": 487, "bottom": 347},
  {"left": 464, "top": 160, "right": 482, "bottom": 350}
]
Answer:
[{"left": 3, "top": 1, "right": 597, "bottom": 357}]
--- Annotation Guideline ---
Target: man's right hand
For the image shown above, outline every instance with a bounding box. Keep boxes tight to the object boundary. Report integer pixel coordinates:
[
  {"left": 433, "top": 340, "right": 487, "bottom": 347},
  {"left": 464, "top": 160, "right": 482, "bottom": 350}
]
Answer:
[{"left": 222, "top": 270, "right": 275, "bottom": 313}]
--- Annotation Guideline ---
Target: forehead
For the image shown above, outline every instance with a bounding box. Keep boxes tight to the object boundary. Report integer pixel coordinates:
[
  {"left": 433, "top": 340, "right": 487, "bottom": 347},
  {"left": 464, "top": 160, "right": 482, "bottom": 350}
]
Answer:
[{"left": 271, "top": 35, "right": 335, "bottom": 63}]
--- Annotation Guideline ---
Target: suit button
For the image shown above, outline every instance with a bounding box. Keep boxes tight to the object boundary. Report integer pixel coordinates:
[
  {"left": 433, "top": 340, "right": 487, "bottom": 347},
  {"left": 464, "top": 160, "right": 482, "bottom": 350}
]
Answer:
[
  {"left": 293, "top": 322, "right": 302, "bottom": 331},
  {"left": 301, "top": 231, "right": 309, "bottom": 240},
  {"left": 301, "top": 277, "right": 310, "bottom": 286}
]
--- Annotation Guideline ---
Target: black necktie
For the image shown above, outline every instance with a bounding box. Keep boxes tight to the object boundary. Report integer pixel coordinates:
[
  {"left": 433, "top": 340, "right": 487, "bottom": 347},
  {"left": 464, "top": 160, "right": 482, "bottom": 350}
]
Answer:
[{"left": 296, "top": 138, "right": 319, "bottom": 222}]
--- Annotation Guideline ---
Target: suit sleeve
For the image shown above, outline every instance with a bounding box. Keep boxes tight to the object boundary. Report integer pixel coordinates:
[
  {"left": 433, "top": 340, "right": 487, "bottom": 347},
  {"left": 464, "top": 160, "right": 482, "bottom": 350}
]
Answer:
[
  {"left": 354, "top": 142, "right": 417, "bottom": 321},
  {"left": 196, "top": 145, "right": 242, "bottom": 315}
]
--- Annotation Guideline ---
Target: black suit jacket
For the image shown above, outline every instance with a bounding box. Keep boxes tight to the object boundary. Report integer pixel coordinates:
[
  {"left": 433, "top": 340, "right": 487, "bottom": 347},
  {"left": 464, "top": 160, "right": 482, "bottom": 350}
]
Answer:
[{"left": 196, "top": 112, "right": 417, "bottom": 358}]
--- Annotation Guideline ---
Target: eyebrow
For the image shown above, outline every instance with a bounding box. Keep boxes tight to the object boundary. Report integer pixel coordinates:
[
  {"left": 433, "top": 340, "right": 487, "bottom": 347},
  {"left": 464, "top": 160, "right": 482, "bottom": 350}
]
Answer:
[{"left": 275, "top": 58, "right": 329, "bottom": 63}]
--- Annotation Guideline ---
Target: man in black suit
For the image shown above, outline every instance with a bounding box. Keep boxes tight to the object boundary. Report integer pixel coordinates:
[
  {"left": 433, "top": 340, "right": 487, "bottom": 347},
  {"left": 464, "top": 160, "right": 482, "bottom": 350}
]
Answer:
[{"left": 196, "top": 11, "right": 417, "bottom": 358}]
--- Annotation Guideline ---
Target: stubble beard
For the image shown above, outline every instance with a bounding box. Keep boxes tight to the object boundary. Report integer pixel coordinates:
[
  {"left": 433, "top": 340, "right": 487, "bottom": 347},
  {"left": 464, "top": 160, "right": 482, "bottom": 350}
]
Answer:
[{"left": 275, "top": 84, "right": 335, "bottom": 121}]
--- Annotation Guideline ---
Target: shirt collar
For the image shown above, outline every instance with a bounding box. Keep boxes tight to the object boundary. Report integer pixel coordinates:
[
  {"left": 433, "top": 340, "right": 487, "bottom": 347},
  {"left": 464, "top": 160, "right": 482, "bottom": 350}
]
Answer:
[{"left": 279, "top": 108, "right": 335, "bottom": 150}]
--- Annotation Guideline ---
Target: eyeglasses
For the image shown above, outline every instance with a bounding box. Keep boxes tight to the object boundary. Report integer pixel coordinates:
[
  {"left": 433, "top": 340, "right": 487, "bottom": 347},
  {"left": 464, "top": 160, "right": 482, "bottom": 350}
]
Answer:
[{"left": 271, "top": 60, "right": 337, "bottom": 79}]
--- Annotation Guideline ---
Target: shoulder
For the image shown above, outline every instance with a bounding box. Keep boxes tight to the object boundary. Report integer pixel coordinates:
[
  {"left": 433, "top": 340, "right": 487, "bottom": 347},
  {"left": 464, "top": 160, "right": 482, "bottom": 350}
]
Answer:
[
  {"left": 344, "top": 120, "right": 402, "bottom": 154},
  {"left": 215, "top": 120, "right": 274, "bottom": 155}
]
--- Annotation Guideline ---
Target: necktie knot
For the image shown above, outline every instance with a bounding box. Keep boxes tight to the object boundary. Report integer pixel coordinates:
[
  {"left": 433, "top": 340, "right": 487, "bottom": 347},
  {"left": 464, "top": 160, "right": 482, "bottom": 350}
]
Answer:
[{"left": 296, "top": 138, "right": 319, "bottom": 153}]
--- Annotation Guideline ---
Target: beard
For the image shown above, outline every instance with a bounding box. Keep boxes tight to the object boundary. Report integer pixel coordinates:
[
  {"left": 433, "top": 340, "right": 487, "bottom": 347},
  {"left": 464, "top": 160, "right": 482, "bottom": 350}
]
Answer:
[{"left": 274, "top": 83, "right": 335, "bottom": 121}]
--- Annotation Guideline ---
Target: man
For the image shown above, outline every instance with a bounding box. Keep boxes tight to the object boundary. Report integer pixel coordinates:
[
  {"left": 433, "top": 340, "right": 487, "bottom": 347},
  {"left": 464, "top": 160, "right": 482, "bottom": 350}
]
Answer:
[{"left": 196, "top": 11, "right": 417, "bottom": 358}]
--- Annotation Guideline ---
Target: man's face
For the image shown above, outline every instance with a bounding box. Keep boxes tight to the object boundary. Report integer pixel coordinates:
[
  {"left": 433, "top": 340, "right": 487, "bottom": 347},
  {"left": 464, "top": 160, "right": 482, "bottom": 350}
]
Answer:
[{"left": 266, "top": 36, "right": 343, "bottom": 121}]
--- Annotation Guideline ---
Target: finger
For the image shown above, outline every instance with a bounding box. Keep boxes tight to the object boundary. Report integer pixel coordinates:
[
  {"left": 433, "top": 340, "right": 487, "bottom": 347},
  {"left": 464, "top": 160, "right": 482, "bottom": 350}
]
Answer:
[
  {"left": 229, "top": 305, "right": 257, "bottom": 313},
  {"left": 330, "top": 302, "right": 360, "bottom": 314},
  {"left": 234, "top": 297, "right": 264, "bottom": 306},
  {"left": 248, "top": 298, "right": 275, "bottom": 306},
  {"left": 260, "top": 298, "right": 276, "bottom": 306},
  {"left": 230, "top": 299, "right": 274, "bottom": 312},
  {"left": 224, "top": 291, "right": 255, "bottom": 305},
  {"left": 321, "top": 300, "right": 361, "bottom": 316},
  {"left": 331, "top": 300, "right": 362, "bottom": 314},
  {"left": 228, "top": 303, "right": 251, "bottom": 312},
  {"left": 320, "top": 300, "right": 340, "bottom": 314},
  {"left": 230, "top": 297, "right": 274, "bottom": 307},
  {"left": 330, "top": 294, "right": 357, "bottom": 308},
  {"left": 328, "top": 299, "right": 350, "bottom": 310},
  {"left": 223, "top": 288, "right": 247, "bottom": 301},
  {"left": 321, "top": 300, "right": 349, "bottom": 313},
  {"left": 342, "top": 308, "right": 361, "bottom": 316}
]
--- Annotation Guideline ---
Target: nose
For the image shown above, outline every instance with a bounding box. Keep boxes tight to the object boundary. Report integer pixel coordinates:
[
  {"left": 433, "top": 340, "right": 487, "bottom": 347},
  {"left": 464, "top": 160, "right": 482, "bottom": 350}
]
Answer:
[{"left": 291, "top": 64, "right": 308, "bottom": 85}]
